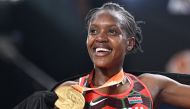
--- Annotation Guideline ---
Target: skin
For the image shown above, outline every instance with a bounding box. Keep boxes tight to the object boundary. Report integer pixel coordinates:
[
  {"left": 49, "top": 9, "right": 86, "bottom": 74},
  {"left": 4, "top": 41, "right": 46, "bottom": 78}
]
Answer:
[{"left": 56, "top": 10, "right": 190, "bottom": 109}]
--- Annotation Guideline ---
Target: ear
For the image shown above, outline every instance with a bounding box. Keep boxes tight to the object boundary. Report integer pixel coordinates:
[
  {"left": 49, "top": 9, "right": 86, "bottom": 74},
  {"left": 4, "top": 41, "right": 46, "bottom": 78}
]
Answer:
[{"left": 126, "top": 37, "right": 135, "bottom": 51}]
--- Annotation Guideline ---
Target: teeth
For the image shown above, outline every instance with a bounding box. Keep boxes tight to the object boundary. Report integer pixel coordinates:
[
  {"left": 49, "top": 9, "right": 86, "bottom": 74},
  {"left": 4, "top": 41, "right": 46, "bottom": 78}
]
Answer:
[{"left": 96, "top": 48, "right": 111, "bottom": 52}]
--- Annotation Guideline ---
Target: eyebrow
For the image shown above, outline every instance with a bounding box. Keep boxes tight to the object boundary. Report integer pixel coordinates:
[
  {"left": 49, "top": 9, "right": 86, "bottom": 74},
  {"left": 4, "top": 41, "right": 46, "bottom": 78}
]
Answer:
[{"left": 89, "top": 23, "right": 121, "bottom": 28}]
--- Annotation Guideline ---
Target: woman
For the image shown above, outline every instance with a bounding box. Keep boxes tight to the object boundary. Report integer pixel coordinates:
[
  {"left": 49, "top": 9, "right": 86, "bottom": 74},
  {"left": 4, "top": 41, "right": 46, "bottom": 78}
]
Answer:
[{"left": 14, "top": 2, "right": 190, "bottom": 109}]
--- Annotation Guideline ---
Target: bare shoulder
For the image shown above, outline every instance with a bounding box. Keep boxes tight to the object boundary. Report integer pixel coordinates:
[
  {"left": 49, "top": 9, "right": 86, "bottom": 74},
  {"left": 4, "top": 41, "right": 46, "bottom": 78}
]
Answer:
[
  {"left": 137, "top": 73, "right": 164, "bottom": 89},
  {"left": 137, "top": 73, "right": 160, "bottom": 84},
  {"left": 138, "top": 73, "right": 166, "bottom": 79},
  {"left": 138, "top": 73, "right": 177, "bottom": 84}
]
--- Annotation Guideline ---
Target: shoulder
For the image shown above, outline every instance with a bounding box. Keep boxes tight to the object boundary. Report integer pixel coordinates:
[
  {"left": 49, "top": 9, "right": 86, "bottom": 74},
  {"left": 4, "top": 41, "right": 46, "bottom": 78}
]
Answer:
[
  {"left": 135, "top": 73, "right": 179, "bottom": 101},
  {"left": 137, "top": 73, "right": 178, "bottom": 89},
  {"left": 138, "top": 73, "right": 178, "bottom": 86},
  {"left": 137, "top": 73, "right": 166, "bottom": 90}
]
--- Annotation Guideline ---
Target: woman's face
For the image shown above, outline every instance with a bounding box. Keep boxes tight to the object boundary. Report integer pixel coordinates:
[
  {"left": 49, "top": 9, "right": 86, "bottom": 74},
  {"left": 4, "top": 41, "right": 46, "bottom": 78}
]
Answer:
[{"left": 86, "top": 10, "right": 134, "bottom": 69}]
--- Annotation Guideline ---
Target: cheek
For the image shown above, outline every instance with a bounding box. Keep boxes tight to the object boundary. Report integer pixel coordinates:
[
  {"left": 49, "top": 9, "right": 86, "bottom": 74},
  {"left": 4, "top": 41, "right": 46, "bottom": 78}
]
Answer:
[
  {"left": 113, "top": 40, "right": 127, "bottom": 55},
  {"left": 112, "top": 36, "right": 126, "bottom": 48},
  {"left": 86, "top": 36, "right": 91, "bottom": 46},
  {"left": 86, "top": 36, "right": 93, "bottom": 51}
]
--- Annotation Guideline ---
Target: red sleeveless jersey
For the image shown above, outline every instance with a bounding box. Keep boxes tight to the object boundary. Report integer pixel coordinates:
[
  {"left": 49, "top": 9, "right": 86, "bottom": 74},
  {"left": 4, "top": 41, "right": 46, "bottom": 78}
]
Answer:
[{"left": 78, "top": 71, "right": 153, "bottom": 109}]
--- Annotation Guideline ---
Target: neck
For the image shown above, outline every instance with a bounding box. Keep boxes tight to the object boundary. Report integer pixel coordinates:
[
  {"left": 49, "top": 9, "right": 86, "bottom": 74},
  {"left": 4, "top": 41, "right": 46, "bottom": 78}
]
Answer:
[{"left": 93, "top": 67, "right": 123, "bottom": 86}]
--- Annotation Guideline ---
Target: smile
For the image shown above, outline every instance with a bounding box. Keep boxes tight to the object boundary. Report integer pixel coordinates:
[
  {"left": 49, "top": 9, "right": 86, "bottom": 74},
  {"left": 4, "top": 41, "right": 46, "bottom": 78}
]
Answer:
[{"left": 94, "top": 47, "right": 112, "bottom": 57}]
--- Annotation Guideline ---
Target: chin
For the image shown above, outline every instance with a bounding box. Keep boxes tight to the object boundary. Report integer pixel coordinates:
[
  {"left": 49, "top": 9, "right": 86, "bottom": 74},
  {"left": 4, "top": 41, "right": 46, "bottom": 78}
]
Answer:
[{"left": 93, "top": 60, "right": 112, "bottom": 69}]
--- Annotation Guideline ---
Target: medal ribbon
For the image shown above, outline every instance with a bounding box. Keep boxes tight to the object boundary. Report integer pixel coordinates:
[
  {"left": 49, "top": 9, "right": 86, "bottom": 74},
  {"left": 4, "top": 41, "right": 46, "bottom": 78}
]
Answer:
[{"left": 72, "top": 69, "right": 125, "bottom": 93}]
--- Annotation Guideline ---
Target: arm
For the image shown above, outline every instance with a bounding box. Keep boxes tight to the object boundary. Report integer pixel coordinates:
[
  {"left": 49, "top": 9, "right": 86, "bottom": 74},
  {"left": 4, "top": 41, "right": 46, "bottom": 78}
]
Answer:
[
  {"left": 140, "top": 73, "right": 190, "bottom": 108},
  {"left": 159, "top": 75, "right": 190, "bottom": 108}
]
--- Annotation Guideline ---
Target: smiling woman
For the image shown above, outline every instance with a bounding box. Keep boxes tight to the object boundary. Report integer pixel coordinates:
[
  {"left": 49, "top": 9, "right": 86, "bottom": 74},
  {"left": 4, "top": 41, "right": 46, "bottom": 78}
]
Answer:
[
  {"left": 13, "top": 2, "right": 190, "bottom": 109},
  {"left": 87, "top": 11, "right": 129, "bottom": 71}
]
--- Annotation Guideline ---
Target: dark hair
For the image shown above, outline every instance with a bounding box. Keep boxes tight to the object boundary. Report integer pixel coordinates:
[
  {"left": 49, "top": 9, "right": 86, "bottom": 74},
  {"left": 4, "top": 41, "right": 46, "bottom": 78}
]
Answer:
[{"left": 85, "top": 2, "right": 143, "bottom": 53}]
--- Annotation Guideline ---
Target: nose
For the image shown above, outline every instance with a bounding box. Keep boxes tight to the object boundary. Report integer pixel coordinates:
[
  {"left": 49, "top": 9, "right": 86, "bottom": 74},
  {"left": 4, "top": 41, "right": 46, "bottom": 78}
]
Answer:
[{"left": 95, "top": 31, "right": 108, "bottom": 43}]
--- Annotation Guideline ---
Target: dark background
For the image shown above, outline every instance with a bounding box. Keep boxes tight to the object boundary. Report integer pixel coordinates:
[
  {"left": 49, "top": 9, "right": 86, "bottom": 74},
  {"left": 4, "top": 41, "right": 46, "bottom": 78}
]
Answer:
[{"left": 0, "top": 0, "right": 190, "bottom": 108}]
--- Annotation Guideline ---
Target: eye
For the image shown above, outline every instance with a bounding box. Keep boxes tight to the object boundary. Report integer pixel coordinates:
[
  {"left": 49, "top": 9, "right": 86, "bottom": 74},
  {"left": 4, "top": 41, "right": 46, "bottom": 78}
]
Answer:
[
  {"left": 89, "top": 27, "right": 98, "bottom": 35},
  {"left": 108, "top": 28, "right": 120, "bottom": 36}
]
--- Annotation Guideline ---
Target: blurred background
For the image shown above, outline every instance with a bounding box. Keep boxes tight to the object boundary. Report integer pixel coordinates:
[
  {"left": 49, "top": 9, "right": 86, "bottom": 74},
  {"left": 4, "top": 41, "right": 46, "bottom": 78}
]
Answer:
[{"left": 0, "top": 0, "right": 190, "bottom": 108}]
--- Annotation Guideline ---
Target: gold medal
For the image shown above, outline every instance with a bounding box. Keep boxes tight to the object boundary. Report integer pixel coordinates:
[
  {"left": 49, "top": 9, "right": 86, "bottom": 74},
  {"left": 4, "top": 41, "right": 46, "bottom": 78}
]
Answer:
[{"left": 55, "top": 86, "right": 85, "bottom": 109}]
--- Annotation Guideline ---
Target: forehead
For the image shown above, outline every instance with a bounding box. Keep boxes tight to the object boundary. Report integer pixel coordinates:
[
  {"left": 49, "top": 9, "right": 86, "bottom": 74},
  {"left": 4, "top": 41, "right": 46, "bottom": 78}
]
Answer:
[{"left": 90, "top": 10, "right": 123, "bottom": 26}]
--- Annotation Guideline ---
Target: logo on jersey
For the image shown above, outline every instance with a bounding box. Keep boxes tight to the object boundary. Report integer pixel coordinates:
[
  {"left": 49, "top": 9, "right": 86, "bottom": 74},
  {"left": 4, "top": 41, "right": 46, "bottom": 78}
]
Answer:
[
  {"left": 128, "top": 95, "right": 143, "bottom": 104},
  {"left": 90, "top": 98, "right": 107, "bottom": 106}
]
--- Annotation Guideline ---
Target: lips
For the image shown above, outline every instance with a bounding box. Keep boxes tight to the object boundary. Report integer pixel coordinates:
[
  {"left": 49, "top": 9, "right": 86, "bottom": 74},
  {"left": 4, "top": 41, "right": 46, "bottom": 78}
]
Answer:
[
  {"left": 93, "top": 47, "right": 112, "bottom": 57},
  {"left": 96, "top": 48, "right": 111, "bottom": 52}
]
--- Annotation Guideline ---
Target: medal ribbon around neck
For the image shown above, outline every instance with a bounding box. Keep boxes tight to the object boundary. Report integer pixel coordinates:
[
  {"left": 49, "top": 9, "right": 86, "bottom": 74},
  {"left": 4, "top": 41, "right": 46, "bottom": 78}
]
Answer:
[
  {"left": 72, "top": 69, "right": 125, "bottom": 93},
  {"left": 54, "top": 69, "right": 125, "bottom": 109}
]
